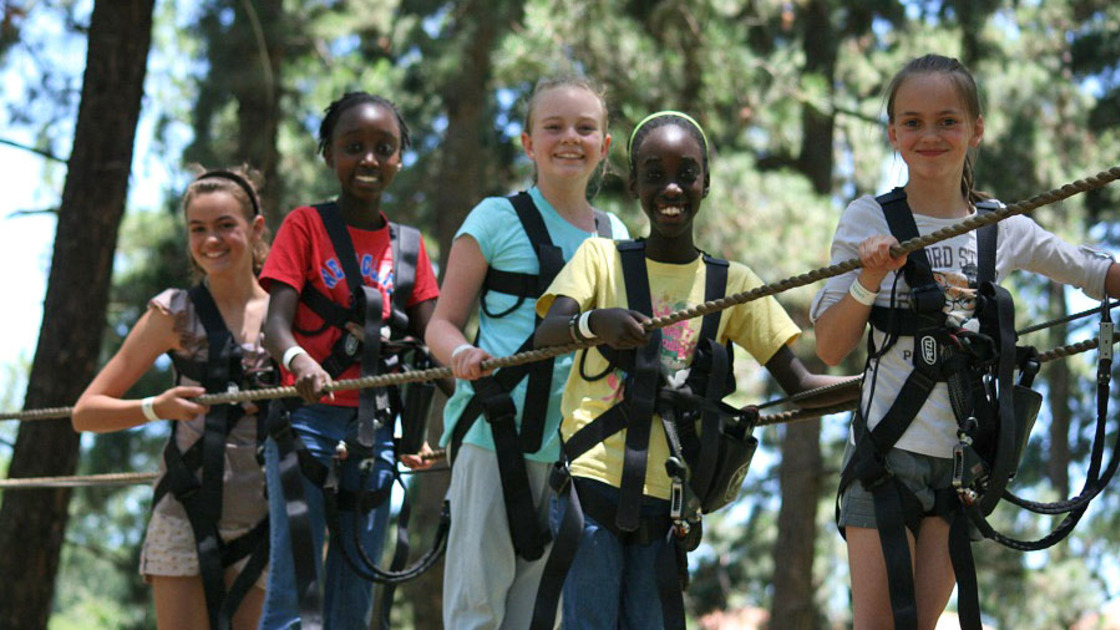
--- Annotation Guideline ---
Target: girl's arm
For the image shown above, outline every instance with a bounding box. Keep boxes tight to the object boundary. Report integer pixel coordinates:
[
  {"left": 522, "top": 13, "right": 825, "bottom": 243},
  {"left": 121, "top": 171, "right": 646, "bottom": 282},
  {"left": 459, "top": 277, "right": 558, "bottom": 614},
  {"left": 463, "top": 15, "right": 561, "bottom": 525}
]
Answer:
[
  {"left": 1106, "top": 263, "right": 1120, "bottom": 298},
  {"left": 73, "top": 308, "right": 208, "bottom": 433},
  {"left": 534, "top": 297, "right": 649, "bottom": 349},
  {"left": 264, "top": 282, "right": 333, "bottom": 403},
  {"left": 815, "top": 234, "right": 907, "bottom": 366},
  {"left": 405, "top": 297, "right": 454, "bottom": 396},
  {"left": 425, "top": 235, "right": 494, "bottom": 381},
  {"left": 764, "top": 345, "right": 857, "bottom": 408}
]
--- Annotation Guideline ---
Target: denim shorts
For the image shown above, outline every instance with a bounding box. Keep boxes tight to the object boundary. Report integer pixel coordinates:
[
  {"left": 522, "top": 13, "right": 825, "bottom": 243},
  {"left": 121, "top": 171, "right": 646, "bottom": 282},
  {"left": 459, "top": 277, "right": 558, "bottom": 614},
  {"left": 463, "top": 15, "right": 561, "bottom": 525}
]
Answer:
[{"left": 837, "top": 440, "right": 955, "bottom": 529}]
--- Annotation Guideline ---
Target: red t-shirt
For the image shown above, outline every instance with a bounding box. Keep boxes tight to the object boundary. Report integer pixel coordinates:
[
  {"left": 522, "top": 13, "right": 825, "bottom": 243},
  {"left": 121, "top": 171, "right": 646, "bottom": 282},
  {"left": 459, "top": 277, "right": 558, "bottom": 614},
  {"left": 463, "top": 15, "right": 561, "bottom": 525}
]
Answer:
[{"left": 260, "top": 205, "right": 440, "bottom": 406}]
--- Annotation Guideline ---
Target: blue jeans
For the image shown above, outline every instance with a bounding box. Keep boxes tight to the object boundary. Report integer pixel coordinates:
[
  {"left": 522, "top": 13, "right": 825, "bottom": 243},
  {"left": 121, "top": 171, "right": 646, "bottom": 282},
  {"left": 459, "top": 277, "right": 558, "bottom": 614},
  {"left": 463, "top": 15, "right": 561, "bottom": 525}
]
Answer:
[
  {"left": 260, "top": 404, "right": 395, "bottom": 630},
  {"left": 550, "top": 479, "right": 670, "bottom": 630}
]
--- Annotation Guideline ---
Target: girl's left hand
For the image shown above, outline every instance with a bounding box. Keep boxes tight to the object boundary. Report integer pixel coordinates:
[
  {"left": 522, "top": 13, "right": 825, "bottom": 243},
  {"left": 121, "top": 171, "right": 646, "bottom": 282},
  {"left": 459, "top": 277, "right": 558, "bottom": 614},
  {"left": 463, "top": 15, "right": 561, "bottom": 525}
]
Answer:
[{"left": 400, "top": 441, "right": 436, "bottom": 470}]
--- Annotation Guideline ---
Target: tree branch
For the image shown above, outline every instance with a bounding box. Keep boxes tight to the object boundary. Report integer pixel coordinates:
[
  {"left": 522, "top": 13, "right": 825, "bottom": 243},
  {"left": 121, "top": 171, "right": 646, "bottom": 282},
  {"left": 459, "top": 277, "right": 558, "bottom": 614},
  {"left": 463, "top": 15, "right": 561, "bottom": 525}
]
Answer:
[{"left": 0, "top": 138, "right": 67, "bottom": 163}]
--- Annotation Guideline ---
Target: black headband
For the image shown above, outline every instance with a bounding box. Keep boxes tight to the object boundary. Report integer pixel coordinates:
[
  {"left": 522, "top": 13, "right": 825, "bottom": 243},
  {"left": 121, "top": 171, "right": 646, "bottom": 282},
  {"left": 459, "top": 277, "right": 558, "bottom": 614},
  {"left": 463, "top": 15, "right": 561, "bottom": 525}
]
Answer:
[{"left": 194, "top": 170, "right": 261, "bottom": 216}]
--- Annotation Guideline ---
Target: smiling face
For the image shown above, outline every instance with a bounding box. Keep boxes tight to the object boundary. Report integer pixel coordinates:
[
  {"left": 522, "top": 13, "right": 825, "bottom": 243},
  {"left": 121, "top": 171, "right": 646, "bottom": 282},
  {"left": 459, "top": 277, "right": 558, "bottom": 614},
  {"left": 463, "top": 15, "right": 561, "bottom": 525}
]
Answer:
[
  {"left": 888, "top": 72, "right": 983, "bottom": 187},
  {"left": 186, "top": 190, "right": 264, "bottom": 279},
  {"left": 324, "top": 102, "right": 403, "bottom": 207},
  {"left": 521, "top": 85, "right": 610, "bottom": 186},
  {"left": 629, "top": 123, "right": 707, "bottom": 241}
]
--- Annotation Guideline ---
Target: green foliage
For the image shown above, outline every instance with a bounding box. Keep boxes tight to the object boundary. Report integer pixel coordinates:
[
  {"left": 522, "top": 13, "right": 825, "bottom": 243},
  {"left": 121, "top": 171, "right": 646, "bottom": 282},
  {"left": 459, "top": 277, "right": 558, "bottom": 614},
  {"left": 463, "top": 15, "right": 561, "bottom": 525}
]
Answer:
[{"left": 5, "top": 0, "right": 1120, "bottom": 626}]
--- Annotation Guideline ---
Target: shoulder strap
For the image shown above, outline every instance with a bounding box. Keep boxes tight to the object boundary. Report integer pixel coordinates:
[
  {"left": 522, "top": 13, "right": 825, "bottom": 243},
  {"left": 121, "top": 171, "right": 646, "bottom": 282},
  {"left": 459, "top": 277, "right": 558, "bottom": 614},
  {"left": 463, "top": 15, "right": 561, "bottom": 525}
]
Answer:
[
  {"left": 388, "top": 222, "right": 421, "bottom": 335},
  {"left": 509, "top": 192, "right": 565, "bottom": 291},
  {"left": 313, "top": 202, "right": 364, "bottom": 298},
  {"left": 876, "top": 188, "right": 935, "bottom": 289},
  {"left": 975, "top": 201, "right": 1000, "bottom": 286},
  {"left": 699, "top": 254, "right": 729, "bottom": 343},
  {"left": 615, "top": 239, "right": 661, "bottom": 531},
  {"left": 389, "top": 222, "right": 420, "bottom": 311},
  {"left": 593, "top": 209, "right": 613, "bottom": 238},
  {"left": 187, "top": 284, "right": 239, "bottom": 391}
]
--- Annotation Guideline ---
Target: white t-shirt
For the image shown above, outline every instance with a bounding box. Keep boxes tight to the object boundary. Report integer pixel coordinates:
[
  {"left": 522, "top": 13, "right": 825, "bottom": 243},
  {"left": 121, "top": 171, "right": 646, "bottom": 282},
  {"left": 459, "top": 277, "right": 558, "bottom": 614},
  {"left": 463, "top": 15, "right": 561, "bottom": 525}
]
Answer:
[{"left": 810, "top": 194, "right": 1112, "bottom": 457}]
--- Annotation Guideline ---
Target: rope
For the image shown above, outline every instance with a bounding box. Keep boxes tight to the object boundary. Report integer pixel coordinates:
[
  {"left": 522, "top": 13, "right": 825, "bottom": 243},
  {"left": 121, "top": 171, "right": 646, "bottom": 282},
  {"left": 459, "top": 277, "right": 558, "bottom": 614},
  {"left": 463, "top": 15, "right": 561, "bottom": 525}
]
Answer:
[
  {"left": 0, "top": 472, "right": 157, "bottom": 489},
  {"left": 0, "top": 451, "right": 453, "bottom": 491},
  {"left": 1, "top": 166, "right": 1117, "bottom": 424},
  {"left": 754, "top": 332, "right": 1117, "bottom": 425}
]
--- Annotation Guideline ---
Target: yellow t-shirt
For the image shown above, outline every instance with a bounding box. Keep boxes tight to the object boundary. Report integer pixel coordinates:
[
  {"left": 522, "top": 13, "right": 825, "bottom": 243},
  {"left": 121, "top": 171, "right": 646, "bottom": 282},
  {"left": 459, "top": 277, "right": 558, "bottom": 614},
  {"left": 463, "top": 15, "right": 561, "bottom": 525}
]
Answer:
[{"left": 537, "top": 238, "right": 801, "bottom": 499}]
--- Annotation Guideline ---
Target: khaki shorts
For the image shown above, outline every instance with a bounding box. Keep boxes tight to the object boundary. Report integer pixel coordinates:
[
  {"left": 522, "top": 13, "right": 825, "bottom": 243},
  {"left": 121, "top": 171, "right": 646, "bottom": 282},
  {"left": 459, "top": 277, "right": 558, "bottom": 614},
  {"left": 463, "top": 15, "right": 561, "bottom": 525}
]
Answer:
[{"left": 139, "top": 509, "right": 268, "bottom": 589}]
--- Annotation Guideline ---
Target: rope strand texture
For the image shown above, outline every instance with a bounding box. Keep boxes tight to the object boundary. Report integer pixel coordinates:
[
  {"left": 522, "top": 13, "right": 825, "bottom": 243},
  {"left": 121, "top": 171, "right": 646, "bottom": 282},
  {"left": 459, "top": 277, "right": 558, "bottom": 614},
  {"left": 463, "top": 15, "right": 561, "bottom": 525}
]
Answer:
[{"left": 1, "top": 166, "right": 1117, "bottom": 423}]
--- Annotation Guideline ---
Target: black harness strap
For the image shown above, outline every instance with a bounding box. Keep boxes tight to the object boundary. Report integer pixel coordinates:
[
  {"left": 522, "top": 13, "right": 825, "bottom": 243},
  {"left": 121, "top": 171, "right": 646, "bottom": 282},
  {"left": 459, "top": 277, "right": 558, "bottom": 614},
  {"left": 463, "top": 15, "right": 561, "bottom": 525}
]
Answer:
[
  {"left": 266, "top": 401, "right": 324, "bottom": 629},
  {"left": 154, "top": 284, "right": 270, "bottom": 630},
  {"left": 451, "top": 192, "right": 617, "bottom": 561}
]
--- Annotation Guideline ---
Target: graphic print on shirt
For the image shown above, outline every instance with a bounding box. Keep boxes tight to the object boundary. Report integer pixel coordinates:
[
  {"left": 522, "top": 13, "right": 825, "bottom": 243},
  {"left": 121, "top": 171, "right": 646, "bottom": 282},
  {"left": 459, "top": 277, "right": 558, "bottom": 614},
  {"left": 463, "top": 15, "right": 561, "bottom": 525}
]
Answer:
[
  {"left": 320, "top": 254, "right": 397, "bottom": 294},
  {"left": 901, "top": 254, "right": 979, "bottom": 364},
  {"left": 654, "top": 294, "right": 700, "bottom": 374}
]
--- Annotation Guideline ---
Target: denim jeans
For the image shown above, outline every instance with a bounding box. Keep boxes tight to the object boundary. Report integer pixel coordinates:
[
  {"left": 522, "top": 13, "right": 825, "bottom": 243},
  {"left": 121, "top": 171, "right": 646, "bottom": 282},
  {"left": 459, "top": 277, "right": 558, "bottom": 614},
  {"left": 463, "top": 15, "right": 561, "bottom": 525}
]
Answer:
[
  {"left": 550, "top": 479, "right": 670, "bottom": 630},
  {"left": 260, "top": 404, "right": 395, "bottom": 630}
]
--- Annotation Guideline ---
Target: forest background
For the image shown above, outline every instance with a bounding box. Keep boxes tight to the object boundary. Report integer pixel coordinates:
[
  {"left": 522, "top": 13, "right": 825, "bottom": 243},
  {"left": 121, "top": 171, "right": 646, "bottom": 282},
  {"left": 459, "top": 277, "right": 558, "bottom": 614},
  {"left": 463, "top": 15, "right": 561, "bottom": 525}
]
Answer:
[{"left": 1, "top": 0, "right": 1119, "bottom": 629}]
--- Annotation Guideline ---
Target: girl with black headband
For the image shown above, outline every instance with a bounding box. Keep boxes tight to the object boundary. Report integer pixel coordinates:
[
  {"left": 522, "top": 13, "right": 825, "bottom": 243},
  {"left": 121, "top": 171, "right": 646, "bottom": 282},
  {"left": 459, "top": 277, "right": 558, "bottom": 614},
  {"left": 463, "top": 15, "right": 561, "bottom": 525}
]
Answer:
[{"left": 74, "top": 166, "right": 272, "bottom": 630}]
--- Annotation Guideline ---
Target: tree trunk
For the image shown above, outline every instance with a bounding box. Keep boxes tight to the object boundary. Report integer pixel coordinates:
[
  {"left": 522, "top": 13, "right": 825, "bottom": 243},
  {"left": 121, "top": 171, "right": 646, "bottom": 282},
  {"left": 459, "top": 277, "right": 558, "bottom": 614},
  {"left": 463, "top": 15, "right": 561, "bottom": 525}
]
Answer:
[
  {"left": 769, "top": 3, "right": 835, "bottom": 627},
  {"left": 770, "top": 418, "right": 824, "bottom": 630},
  {"left": 232, "top": 0, "right": 285, "bottom": 231},
  {"left": 0, "top": 1, "right": 153, "bottom": 628}
]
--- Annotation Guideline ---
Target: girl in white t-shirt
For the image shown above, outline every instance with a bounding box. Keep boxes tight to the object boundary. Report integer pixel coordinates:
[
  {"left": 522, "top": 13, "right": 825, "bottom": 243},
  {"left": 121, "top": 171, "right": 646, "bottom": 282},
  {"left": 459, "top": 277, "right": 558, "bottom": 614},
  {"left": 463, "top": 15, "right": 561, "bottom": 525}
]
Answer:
[{"left": 813, "top": 53, "right": 1120, "bottom": 630}]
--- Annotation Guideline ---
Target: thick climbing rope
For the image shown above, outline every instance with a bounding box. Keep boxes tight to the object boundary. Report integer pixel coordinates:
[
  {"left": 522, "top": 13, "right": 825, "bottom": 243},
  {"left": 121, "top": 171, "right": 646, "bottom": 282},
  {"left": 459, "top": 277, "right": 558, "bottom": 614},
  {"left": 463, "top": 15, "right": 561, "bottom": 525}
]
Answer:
[
  {"left": 0, "top": 166, "right": 1117, "bottom": 424},
  {"left": 3, "top": 301, "right": 1116, "bottom": 489}
]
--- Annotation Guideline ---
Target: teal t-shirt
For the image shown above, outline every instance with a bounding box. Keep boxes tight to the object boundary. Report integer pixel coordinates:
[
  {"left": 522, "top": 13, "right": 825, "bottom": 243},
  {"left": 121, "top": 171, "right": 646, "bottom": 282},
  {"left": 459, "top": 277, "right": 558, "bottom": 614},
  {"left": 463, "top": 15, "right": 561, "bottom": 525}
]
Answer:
[{"left": 439, "top": 187, "right": 629, "bottom": 462}]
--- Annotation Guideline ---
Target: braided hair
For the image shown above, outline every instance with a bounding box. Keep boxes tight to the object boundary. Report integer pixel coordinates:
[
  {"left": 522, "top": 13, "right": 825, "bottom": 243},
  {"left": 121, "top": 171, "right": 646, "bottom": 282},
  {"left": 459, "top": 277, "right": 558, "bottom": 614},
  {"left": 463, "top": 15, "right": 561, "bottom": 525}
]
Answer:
[{"left": 317, "top": 92, "right": 412, "bottom": 157}]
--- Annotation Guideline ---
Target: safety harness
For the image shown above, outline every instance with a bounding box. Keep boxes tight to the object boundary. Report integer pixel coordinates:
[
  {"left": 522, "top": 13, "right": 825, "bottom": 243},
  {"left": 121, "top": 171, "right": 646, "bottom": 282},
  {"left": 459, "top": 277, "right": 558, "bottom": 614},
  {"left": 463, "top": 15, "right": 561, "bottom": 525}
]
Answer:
[
  {"left": 265, "top": 203, "right": 445, "bottom": 630},
  {"left": 447, "top": 191, "right": 614, "bottom": 562},
  {"left": 530, "top": 240, "right": 760, "bottom": 630},
  {"left": 155, "top": 284, "right": 276, "bottom": 630},
  {"left": 837, "top": 188, "right": 1049, "bottom": 630}
]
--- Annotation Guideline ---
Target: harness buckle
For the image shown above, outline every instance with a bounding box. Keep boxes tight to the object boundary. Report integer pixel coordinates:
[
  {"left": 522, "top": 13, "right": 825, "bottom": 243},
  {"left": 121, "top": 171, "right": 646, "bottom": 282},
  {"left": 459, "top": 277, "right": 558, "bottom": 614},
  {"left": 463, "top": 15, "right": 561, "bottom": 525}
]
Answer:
[
  {"left": 666, "top": 457, "right": 688, "bottom": 520},
  {"left": 952, "top": 429, "right": 988, "bottom": 507},
  {"left": 324, "top": 443, "right": 346, "bottom": 493},
  {"left": 344, "top": 332, "right": 361, "bottom": 358},
  {"left": 548, "top": 461, "right": 572, "bottom": 494}
]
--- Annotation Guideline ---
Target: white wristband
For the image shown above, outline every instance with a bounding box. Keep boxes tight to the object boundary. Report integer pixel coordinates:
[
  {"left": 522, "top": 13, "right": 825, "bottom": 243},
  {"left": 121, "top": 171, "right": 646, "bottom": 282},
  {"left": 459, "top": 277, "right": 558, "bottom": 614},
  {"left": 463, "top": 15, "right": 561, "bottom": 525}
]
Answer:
[
  {"left": 578, "top": 310, "right": 595, "bottom": 339},
  {"left": 451, "top": 343, "right": 474, "bottom": 361},
  {"left": 282, "top": 345, "right": 309, "bottom": 371},
  {"left": 849, "top": 279, "right": 879, "bottom": 306},
  {"left": 141, "top": 396, "right": 161, "bottom": 423}
]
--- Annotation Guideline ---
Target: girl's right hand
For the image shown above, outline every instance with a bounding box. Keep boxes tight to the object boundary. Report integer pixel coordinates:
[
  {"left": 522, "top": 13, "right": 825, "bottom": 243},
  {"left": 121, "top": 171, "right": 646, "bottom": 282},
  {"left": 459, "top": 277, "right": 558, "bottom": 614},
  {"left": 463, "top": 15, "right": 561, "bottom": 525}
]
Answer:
[
  {"left": 590, "top": 308, "right": 651, "bottom": 349},
  {"left": 289, "top": 353, "right": 334, "bottom": 403},
  {"left": 154, "top": 385, "right": 210, "bottom": 421},
  {"left": 451, "top": 346, "right": 493, "bottom": 381},
  {"left": 858, "top": 235, "right": 908, "bottom": 284}
]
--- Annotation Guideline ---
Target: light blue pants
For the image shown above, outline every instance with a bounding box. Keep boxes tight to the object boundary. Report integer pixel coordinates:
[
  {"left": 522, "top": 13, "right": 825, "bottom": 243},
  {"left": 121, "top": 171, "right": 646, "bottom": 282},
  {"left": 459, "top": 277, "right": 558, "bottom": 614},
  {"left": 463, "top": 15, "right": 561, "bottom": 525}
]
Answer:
[{"left": 259, "top": 404, "right": 395, "bottom": 630}]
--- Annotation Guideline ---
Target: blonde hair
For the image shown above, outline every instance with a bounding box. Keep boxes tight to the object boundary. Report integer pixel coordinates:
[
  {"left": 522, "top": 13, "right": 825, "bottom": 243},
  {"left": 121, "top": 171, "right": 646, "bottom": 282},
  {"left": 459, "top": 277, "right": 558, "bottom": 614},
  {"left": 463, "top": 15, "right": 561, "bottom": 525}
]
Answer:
[
  {"left": 523, "top": 75, "right": 612, "bottom": 199},
  {"left": 181, "top": 165, "right": 271, "bottom": 279}
]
